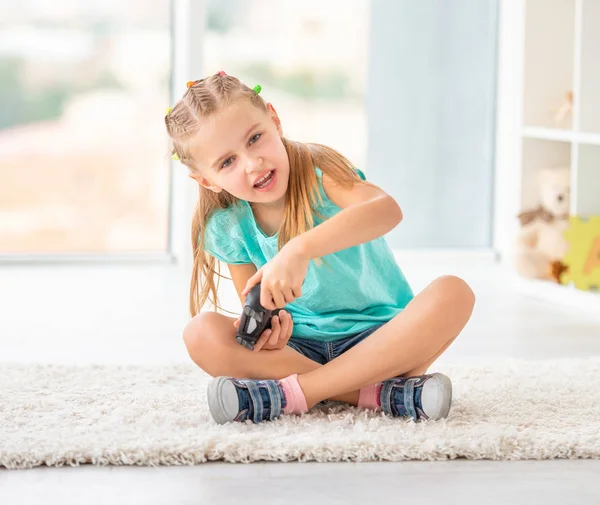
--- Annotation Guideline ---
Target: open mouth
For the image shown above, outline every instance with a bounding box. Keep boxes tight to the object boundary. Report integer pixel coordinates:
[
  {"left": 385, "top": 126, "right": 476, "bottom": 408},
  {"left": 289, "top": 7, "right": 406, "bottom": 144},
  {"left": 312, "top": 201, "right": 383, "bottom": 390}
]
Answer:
[{"left": 253, "top": 170, "right": 275, "bottom": 189}]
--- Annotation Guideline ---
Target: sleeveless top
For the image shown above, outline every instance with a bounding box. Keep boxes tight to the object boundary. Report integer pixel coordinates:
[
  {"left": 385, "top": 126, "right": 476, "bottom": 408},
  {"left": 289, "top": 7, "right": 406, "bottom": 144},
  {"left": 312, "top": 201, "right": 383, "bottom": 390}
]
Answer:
[{"left": 203, "top": 167, "right": 414, "bottom": 342}]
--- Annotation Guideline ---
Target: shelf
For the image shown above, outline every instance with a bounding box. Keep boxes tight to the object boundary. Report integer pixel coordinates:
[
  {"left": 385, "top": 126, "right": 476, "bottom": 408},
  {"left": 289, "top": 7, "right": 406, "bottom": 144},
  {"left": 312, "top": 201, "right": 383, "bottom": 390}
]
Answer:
[
  {"left": 522, "top": 127, "right": 600, "bottom": 146},
  {"left": 523, "top": 0, "right": 575, "bottom": 130},
  {"left": 575, "top": 144, "right": 600, "bottom": 215},
  {"left": 579, "top": 0, "right": 600, "bottom": 134},
  {"left": 521, "top": 137, "right": 571, "bottom": 210}
]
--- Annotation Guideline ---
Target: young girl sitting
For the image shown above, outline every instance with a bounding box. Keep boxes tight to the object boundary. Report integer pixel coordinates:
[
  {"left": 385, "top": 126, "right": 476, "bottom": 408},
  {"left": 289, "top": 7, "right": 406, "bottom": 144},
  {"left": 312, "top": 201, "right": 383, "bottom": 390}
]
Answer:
[{"left": 165, "top": 71, "right": 475, "bottom": 425}]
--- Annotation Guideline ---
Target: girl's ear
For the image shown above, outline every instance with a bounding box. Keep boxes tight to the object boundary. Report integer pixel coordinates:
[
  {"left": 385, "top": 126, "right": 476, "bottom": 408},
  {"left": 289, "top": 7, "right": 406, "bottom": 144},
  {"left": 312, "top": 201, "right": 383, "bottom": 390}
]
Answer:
[
  {"left": 266, "top": 102, "right": 283, "bottom": 136},
  {"left": 188, "top": 172, "right": 223, "bottom": 193}
]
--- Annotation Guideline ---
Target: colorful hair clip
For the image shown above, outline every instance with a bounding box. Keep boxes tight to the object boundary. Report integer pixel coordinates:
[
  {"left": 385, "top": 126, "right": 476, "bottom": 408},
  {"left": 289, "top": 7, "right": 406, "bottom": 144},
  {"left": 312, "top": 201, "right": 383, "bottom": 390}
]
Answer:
[
  {"left": 218, "top": 70, "right": 226, "bottom": 76},
  {"left": 172, "top": 152, "right": 180, "bottom": 161},
  {"left": 252, "top": 84, "right": 262, "bottom": 94},
  {"left": 165, "top": 107, "right": 172, "bottom": 115},
  {"left": 186, "top": 81, "right": 196, "bottom": 88}
]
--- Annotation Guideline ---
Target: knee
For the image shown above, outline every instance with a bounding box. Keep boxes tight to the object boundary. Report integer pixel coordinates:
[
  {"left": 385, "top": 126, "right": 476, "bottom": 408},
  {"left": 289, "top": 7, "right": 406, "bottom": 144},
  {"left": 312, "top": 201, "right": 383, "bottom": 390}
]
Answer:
[
  {"left": 434, "top": 275, "right": 476, "bottom": 313},
  {"left": 182, "top": 311, "right": 216, "bottom": 361},
  {"left": 182, "top": 312, "right": 236, "bottom": 377}
]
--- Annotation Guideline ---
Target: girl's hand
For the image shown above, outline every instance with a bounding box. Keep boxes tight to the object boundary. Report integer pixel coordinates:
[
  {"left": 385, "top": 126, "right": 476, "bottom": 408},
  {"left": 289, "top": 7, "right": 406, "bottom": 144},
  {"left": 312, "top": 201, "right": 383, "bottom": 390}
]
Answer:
[
  {"left": 242, "top": 241, "right": 310, "bottom": 310},
  {"left": 233, "top": 310, "right": 294, "bottom": 351}
]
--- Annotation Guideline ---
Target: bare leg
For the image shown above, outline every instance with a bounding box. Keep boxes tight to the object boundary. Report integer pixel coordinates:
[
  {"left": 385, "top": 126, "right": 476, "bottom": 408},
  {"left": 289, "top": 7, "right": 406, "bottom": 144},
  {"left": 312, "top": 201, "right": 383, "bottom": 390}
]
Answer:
[
  {"left": 183, "top": 311, "right": 360, "bottom": 405},
  {"left": 184, "top": 275, "right": 473, "bottom": 409},
  {"left": 296, "top": 275, "right": 475, "bottom": 408},
  {"left": 401, "top": 332, "right": 457, "bottom": 377}
]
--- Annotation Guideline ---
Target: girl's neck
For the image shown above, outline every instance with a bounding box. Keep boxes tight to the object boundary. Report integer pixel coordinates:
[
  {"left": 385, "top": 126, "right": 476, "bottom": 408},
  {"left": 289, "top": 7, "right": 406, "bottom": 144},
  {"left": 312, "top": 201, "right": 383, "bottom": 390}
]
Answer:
[
  {"left": 250, "top": 190, "right": 286, "bottom": 212},
  {"left": 250, "top": 196, "right": 286, "bottom": 237}
]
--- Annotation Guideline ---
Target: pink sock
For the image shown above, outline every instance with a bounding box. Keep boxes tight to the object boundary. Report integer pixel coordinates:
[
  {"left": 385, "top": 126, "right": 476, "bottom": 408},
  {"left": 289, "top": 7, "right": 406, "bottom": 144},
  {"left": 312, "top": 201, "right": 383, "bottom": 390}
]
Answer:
[
  {"left": 358, "top": 383, "right": 382, "bottom": 410},
  {"left": 279, "top": 374, "right": 309, "bottom": 415}
]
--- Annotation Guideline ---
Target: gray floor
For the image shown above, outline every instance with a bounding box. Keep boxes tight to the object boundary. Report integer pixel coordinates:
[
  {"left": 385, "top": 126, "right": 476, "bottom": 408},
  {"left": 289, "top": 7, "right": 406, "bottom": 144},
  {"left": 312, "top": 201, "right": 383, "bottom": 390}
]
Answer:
[{"left": 1, "top": 256, "right": 600, "bottom": 505}]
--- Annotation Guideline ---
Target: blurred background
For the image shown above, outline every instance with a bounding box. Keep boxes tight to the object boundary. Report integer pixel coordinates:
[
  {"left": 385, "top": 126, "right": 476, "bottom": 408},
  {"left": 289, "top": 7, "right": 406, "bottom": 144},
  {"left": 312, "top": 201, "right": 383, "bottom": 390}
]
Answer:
[
  {"left": 1, "top": 0, "right": 373, "bottom": 254},
  {"left": 1, "top": 0, "right": 599, "bottom": 362},
  {"left": 0, "top": 0, "right": 496, "bottom": 254},
  {"left": 0, "top": 0, "right": 171, "bottom": 253}
]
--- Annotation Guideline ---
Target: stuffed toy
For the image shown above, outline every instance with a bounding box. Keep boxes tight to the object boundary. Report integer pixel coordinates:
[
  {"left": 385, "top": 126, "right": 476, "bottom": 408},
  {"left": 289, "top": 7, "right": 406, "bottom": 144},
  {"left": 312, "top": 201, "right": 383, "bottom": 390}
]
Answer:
[{"left": 514, "top": 167, "right": 570, "bottom": 281}]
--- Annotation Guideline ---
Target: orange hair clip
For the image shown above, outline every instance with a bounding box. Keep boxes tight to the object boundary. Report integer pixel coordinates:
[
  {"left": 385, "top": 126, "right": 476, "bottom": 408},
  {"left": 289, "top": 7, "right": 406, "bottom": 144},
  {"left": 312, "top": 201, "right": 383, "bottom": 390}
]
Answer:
[{"left": 186, "top": 80, "right": 196, "bottom": 88}]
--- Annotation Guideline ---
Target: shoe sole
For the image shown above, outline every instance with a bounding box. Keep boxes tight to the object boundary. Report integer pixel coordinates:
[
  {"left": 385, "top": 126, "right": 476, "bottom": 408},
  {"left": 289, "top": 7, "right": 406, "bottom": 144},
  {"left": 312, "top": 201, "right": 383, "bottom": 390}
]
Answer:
[
  {"left": 207, "top": 377, "right": 239, "bottom": 424},
  {"left": 420, "top": 373, "right": 452, "bottom": 420}
]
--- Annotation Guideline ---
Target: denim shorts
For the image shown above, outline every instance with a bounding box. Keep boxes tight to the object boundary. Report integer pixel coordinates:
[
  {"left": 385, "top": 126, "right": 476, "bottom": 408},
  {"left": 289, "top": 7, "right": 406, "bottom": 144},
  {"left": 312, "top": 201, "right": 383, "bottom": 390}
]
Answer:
[{"left": 286, "top": 323, "right": 385, "bottom": 365}]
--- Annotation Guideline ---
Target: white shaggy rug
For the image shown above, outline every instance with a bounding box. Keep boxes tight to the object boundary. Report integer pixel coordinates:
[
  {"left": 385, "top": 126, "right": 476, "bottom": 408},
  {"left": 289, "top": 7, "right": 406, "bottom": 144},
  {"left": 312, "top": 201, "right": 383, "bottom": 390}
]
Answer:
[{"left": 2, "top": 358, "right": 600, "bottom": 469}]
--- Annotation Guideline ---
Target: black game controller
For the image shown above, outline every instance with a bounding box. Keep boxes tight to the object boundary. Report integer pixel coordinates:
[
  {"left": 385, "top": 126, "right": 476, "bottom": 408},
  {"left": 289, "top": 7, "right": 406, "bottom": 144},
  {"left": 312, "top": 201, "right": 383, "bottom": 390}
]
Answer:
[{"left": 236, "top": 283, "right": 281, "bottom": 351}]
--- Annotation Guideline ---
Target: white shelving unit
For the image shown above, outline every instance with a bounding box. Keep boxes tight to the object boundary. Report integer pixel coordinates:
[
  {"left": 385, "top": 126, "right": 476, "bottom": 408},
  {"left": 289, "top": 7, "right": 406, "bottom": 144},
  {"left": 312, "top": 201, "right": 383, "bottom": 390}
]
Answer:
[{"left": 494, "top": 0, "right": 600, "bottom": 312}]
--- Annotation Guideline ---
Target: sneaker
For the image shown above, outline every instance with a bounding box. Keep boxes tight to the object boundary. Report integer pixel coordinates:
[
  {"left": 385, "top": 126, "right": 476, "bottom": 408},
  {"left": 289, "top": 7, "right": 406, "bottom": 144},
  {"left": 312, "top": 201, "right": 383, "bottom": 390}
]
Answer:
[
  {"left": 379, "top": 373, "right": 452, "bottom": 421},
  {"left": 207, "top": 377, "right": 287, "bottom": 424}
]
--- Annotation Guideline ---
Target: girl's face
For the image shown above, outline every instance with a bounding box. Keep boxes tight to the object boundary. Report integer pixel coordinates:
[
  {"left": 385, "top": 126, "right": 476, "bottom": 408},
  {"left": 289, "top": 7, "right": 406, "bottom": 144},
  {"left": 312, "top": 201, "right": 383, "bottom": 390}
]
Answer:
[{"left": 189, "top": 100, "right": 290, "bottom": 207}]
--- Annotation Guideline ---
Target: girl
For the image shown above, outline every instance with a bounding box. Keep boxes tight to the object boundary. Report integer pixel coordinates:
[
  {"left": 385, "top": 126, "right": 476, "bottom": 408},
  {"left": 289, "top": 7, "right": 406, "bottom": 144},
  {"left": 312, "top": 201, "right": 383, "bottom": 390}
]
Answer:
[{"left": 165, "top": 71, "right": 475, "bottom": 425}]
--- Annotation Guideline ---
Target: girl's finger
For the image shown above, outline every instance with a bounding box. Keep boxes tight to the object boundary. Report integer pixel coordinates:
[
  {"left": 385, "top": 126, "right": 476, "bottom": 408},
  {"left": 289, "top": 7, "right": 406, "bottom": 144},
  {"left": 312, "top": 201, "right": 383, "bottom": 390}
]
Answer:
[
  {"left": 283, "top": 288, "right": 295, "bottom": 304},
  {"left": 272, "top": 288, "right": 286, "bottom": 309},
  {"left": 281, "top": 310, "right": 294, "bottom": 338},
  {"left": 268, "top": 316, "right": 280, "bottom": 346},
  {"left": 260, "top": 287, "right": 276, "bottom": 311},
  {"left": 254, "top": 330, "right": 271, "bottom": 352},
  {"left": 278, "top": 312, "right": 290, "bottom": 340},
  {"left": 242, "top": 269, "right": 263, "bottom": 296}
]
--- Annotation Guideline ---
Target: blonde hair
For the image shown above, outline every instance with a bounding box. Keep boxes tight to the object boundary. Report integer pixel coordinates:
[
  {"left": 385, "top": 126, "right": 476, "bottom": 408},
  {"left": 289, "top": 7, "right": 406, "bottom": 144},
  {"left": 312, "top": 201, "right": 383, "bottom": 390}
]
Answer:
[{"left": 164, "top": 72, "right": 363, "bottom": 317}]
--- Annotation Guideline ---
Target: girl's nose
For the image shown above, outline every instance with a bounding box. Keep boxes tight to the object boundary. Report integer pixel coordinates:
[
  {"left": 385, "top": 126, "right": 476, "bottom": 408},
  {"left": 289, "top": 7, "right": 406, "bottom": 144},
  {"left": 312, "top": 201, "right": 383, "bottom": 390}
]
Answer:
[{"left": 246, "top": 156, "right": 263, "bottom": 173}]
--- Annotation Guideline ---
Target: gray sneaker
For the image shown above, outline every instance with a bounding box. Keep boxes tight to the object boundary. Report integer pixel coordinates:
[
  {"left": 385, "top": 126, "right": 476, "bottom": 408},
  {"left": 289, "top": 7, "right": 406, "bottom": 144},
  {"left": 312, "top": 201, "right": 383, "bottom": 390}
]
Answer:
[
  {"left": 379, "top": 372, "right": 452, "bottom": 421},
  {"left": 207, "top": 376, "right": 286, "bottom": 424}
]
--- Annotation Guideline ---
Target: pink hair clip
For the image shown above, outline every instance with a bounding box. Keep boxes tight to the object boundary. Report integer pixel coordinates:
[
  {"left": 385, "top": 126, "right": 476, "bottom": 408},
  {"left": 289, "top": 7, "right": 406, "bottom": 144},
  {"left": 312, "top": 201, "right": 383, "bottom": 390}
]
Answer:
[{"left": 218, "top": 70, "right": 226, "bottom": 76}]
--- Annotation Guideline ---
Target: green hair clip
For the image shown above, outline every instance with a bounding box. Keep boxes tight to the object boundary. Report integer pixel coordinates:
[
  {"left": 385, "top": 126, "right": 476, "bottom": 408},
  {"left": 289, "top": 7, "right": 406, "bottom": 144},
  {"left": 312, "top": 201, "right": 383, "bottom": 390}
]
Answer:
[{"left": 252, "top": 84, "right": 262, "bottom": 94}]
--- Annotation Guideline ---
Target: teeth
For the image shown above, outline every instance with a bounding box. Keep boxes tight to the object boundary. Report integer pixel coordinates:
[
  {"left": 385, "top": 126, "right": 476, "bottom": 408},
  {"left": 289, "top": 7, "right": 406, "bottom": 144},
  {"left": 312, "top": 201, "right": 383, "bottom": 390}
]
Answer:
[{"left": 255, "top": 171, "right": 273, "bottom": 187}]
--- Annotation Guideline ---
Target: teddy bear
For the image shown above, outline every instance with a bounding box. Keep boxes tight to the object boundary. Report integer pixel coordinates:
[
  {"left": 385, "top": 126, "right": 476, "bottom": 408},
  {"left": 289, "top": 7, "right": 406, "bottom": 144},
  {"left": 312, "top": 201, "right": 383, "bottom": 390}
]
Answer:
[{"left": 514, "top": 167, "right": 571, "bottom": 282}]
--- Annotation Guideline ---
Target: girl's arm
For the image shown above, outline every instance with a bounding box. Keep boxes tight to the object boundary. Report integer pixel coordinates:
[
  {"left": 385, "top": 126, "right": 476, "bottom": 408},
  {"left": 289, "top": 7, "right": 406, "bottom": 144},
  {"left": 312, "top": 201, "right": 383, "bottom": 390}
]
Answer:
[
  {"left": 228, "top": 263, "right": 258, "bottom": 306},
  {"left": 289, "top": 173, "right": 403, "bottom": 260}
]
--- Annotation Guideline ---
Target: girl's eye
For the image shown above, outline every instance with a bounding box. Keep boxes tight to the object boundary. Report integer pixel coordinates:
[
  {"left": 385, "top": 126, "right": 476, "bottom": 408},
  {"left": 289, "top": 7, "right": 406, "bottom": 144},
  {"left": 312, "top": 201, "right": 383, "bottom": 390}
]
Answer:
[{"left": 220, "top": 134, "right": 261, "bottom": 169}]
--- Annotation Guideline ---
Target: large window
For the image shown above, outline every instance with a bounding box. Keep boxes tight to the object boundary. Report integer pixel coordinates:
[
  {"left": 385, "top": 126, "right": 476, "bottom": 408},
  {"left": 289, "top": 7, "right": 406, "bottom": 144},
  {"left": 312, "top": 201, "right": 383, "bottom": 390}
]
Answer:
[
  {"left": 0, "top": 1, "right": 172, "bottom": 254},
  {"left": 203, "top": 0, "right": 369, "bottom": 169}
]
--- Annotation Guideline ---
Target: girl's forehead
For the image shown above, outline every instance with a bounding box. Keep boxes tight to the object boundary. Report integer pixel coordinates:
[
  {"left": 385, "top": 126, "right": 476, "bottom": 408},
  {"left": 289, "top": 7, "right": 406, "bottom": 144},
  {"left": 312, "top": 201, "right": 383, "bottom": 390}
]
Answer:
[
  {"left": 200, "top": 103, "right": 263, "bottom": 143},
  {"left": 202, "top": 101, "right": 265, "bottom": 138}
]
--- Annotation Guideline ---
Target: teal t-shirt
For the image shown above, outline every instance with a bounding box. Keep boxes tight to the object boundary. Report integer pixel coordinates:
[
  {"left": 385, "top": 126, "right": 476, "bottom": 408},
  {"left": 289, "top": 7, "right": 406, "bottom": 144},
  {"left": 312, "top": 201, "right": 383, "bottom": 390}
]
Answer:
[{"left": 203, "top": 166, "right": 414, "bottom": 342}]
